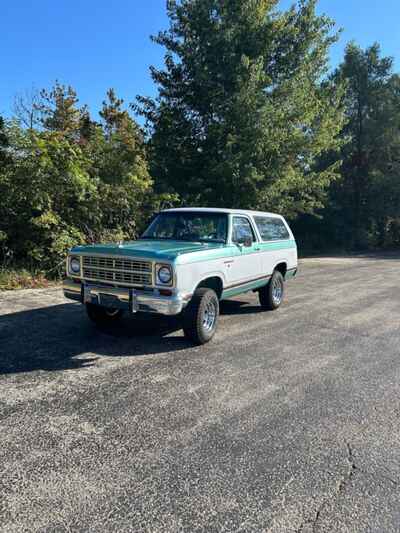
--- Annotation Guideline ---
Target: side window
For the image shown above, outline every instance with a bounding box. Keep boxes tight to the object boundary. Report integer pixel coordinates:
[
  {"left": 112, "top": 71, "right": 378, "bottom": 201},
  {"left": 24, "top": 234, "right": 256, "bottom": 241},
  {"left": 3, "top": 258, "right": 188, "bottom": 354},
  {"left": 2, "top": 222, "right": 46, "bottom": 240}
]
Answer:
[
  {"left": 254, "top": 216, "right": 290, "bottom": 241},
  {"left": 232, "top": 217, "right": 256, "bottom": 244}
]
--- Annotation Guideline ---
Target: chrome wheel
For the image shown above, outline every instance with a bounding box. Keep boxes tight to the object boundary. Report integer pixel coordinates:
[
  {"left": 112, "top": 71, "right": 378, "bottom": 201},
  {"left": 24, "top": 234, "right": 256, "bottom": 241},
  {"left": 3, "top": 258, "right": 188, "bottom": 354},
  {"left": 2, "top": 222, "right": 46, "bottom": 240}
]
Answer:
[
  {"left": 202, "top": 300, "right": 217, "bottom": 332},
  {"left": 183, "top": 288, "right": 219, "bottom": 345},
  {"left": 272, "top": 278, "right": 283, "bottom": 305}
]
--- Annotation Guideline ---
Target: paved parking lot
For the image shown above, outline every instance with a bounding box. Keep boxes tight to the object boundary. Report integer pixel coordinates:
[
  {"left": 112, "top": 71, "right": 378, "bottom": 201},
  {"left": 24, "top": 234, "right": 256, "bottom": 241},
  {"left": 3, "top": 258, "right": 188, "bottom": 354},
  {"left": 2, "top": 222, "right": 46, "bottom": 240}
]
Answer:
[{"left": 1, "top": 256, "right": 400, "bottom": 532}]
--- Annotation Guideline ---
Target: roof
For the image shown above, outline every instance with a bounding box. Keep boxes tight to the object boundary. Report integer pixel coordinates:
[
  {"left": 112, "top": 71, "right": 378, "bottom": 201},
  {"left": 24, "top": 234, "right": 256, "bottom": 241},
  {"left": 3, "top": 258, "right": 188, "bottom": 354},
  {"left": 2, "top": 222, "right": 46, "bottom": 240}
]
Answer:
[{"left": 162, "top": 207, "right": 283, "bottom": 218}]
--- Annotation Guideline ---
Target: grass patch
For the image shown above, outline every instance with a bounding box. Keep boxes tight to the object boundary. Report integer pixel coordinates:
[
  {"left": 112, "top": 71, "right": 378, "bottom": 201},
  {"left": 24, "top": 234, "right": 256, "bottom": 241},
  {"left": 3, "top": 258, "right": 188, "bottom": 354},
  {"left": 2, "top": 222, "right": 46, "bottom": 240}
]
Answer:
[{"left": 0, "top": 268, "right": 55, "bottom": 290}]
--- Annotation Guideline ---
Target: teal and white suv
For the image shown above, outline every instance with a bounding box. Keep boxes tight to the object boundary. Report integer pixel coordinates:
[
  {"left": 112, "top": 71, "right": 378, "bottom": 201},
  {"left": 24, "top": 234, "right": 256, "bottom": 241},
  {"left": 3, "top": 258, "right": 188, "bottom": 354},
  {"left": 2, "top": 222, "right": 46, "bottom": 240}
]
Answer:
[{"left": 64, "top": 208, "right": 298, "bottom": 345}]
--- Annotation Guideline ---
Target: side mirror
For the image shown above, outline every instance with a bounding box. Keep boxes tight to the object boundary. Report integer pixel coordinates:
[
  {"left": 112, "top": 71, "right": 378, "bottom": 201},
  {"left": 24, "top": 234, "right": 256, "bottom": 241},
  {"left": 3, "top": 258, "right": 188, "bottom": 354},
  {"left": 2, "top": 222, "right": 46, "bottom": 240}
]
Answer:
[{"left": 236, "top": 236, "right": 253, "bottom": 248}]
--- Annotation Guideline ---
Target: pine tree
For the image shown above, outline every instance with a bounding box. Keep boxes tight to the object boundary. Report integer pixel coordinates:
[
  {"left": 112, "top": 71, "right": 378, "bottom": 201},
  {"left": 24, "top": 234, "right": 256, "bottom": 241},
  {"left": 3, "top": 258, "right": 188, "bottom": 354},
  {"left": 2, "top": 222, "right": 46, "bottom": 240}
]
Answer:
[
  {"left": 93, "top": 89, "right": 159, "bottom": 236},
  {"left": 97, "top": 88, "right": 152, "bottom": 186},
  {"left": 331, "top": 43, "right": 400, "bottom": 247},
  {"left": 137, "top": 0, "right": 345, "bottom": 217},
  {"left": 38, "top": 81, "right": 83, "bottom": 139}
]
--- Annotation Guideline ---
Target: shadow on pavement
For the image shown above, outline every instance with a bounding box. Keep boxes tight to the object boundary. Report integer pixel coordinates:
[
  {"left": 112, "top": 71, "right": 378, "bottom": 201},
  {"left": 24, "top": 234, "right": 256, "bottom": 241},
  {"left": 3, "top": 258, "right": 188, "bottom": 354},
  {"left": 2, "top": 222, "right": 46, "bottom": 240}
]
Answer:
[
  {"left": 0, "top": 299, "right": 259, "bottom": 375},
  {"left": 301, "top": 251, "right": 400, "bottom": 261},
  {"left": 0, "top": 303, "right": 189, "bottom": 375},
  {"left": 220, "top": 300, "right": 262, "bottom": 315}
]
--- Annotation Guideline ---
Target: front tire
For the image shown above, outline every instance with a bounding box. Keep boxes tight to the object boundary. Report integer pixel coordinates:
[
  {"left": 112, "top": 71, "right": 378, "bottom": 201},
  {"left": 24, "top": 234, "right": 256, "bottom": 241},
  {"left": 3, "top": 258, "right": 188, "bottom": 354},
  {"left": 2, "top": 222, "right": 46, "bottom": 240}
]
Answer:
[
  {"left": 259, "top": 270, "right": 285, "bottom": 310},
  {"left": 86, "top": 303, "right": 124, "bottom": 326},
  {"left": 183, "top": 288, "right": 219, "bottom": 345}
]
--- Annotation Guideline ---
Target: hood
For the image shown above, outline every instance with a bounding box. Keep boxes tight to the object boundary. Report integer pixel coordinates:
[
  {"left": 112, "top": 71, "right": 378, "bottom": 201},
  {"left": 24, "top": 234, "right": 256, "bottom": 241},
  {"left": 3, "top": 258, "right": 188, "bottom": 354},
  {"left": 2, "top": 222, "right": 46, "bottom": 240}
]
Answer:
[{"left": 71, "top": 239, "right": 226, "bottom": 262}]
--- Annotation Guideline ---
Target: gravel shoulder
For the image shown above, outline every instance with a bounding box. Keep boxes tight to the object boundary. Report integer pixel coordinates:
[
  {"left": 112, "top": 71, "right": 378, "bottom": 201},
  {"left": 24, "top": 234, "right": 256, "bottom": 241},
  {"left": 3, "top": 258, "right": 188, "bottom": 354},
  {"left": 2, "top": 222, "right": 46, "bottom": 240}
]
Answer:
[{"left": 1, "top": 255, "right": 400, "bottom": 532}]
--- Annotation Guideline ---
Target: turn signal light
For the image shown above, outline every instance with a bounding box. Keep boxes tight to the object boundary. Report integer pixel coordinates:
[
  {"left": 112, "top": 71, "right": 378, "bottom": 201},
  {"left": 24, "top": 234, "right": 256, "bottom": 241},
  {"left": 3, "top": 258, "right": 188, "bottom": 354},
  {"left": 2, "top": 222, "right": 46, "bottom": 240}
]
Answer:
[{"left": 159, "top": 289, "right": 172, "bottom": 297}]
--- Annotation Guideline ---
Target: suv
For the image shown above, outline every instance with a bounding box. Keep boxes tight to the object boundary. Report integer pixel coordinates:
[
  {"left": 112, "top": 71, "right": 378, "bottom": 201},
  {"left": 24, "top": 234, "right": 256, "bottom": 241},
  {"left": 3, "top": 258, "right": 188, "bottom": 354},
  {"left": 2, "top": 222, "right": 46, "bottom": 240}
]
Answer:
[{"left": 64, "top": 208, "right": 298, "bottom": 345}]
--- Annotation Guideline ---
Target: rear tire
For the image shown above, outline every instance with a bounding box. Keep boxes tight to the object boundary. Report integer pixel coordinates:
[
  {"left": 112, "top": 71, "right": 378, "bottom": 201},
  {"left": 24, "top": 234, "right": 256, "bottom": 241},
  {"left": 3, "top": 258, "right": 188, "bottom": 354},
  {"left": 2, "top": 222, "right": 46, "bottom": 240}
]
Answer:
[
  {"left": 259, "top": 270, "right": 285, "bottom": 310},
  {"left": 183, "top": 288, "right": 219, "bottom": 345},
  {"left": 86, "top": 303, "right": 124, "bottom": 326}
]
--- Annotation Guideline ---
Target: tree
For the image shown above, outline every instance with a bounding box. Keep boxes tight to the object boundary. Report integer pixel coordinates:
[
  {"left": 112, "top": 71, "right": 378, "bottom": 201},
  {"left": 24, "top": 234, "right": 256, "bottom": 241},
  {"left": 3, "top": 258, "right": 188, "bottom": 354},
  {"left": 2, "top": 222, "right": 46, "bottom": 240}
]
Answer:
[
  {"left": 331, "top": 43, "right": 400, "bottom": 247},
  {"left": 37, "top": 81, "right": 83, "bottom": 139},
  {"left": 13, "top": 87, "right": 42, "bottom": 130},
  {"left": 137, "top": 0, "right": 345, "bottom": 217},
  {"left": 0, "top": 116, "right": 9, "bottom": 166},
  {"left": 0, "top": 85, "right": 172, "bottom": 273},
  {"left": 0, "top": 116, "right": 12, "bottom": 257},
  {"left": 90, "top": 88, "right": 160, "bottom": 236},
  {"left": 0, "top": 123, "right": 93, "bottom": 268},
  {"left": 98, "top": 88, "right": 151, "bottom": 183}
]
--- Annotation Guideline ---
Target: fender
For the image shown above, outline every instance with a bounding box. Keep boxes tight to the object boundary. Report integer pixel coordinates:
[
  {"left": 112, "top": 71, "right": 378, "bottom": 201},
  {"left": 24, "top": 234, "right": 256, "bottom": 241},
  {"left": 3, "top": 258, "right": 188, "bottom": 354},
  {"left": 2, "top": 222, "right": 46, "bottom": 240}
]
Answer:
[{"left": 192, "top": 271, "right": 226, "bottom": 295}]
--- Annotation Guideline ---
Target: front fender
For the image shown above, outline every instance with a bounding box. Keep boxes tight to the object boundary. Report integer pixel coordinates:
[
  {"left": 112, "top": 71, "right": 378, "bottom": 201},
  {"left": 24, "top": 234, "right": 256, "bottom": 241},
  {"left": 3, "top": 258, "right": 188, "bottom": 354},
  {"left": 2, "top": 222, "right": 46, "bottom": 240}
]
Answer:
[{"left": 176, "top": 263, "right": 227, "bottom": 298}]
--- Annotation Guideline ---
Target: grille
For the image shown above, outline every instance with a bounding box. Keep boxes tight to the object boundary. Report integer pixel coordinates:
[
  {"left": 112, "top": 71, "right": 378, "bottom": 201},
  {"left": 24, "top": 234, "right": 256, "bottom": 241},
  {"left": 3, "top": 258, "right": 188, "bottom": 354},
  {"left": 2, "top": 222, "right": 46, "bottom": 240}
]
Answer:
[{"left": 82, "top": 255, "right": 153, "bottom": 287}]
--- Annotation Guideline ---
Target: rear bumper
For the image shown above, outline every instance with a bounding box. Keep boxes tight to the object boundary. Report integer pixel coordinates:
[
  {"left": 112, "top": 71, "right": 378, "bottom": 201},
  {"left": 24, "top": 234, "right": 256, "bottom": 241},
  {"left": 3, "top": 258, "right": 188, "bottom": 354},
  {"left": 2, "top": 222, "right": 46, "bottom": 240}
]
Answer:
[{"left": 63, "top": 279, "right": 188, "bottom": 316}]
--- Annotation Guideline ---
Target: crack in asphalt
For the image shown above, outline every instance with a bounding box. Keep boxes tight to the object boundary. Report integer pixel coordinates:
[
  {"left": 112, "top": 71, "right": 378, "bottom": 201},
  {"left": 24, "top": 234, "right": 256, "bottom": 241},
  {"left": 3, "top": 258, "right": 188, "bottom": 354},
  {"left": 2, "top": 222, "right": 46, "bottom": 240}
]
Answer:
[{"left": 295, "top": 441, "right": 399, "bottom": 533}]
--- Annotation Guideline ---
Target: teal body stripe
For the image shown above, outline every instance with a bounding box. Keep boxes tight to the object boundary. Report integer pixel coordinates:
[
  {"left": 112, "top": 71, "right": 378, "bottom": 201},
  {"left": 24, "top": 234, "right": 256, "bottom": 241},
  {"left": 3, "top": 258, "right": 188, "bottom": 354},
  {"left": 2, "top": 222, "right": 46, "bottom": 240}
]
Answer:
[
  {"left": 176, "top": 240, "right": 297, "bottom": 265},
  {"left": 221, "top": 265, "right": 297, "bottom": 300},
  {"left": 222, "top": 277, "right": 271, "bottom": 299}
]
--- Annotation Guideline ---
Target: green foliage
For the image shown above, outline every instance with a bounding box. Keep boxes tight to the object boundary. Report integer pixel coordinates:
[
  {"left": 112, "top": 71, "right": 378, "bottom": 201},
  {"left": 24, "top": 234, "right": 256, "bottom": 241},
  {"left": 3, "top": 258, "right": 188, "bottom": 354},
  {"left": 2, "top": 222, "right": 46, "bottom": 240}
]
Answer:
[
  {"left": 137, "top": 0, "right": 345, "bottom": 218},
  {"left": 0, "top": 116, "right": 10, "bottom": 166},
  {"left": 327, "top": 43, "right": 400, "bottom": 248},
  {"left": 37, "top": 82, "right": 84, "bottom": 138},
  {"left": 0, "top": 86, "right": 175, "bottom": 274},
  {"left": 2, "top": 3, "right": 400, "bottom": 278},
  {"left": 0, "top": 268, "right": 51, "bottom": 290}
]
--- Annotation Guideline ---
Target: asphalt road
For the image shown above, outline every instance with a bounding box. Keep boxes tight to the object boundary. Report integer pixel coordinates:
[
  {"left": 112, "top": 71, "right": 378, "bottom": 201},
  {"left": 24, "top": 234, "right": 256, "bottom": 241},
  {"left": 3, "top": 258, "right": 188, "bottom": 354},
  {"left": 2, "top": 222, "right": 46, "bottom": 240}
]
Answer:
[{"left": 1, "top": 256, "right": 400, "bottom": 532}]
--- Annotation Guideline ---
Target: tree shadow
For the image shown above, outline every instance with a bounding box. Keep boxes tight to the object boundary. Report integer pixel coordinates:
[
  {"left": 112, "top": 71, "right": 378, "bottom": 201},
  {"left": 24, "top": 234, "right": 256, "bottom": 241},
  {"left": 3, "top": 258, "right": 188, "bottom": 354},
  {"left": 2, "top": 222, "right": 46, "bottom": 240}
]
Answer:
[
  {"left": 302, "top": 251, "right": 400, "bottom": 261},
  {"left": 0, "top": 303, "right": 191, "bottom": 375},
  {"left": 0, "top": 298, "right": 265, "bottom": 376}
]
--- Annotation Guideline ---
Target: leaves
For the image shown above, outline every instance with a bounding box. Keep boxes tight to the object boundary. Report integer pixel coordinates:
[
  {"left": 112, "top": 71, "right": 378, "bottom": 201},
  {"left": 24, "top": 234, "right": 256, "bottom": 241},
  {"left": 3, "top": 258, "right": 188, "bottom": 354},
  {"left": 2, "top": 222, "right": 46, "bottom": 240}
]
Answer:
[
  {"left": 2, "top": 2, "right": 400, "bottom": 271},
  {"left": 0, "top": 86, "right": 173, "bottom": 273},
  {"left": 329, "top": 43, "right": 400, "bottom": 248},
  {"left": 137, "top": 0, "right": 345, "bottom": 216}
]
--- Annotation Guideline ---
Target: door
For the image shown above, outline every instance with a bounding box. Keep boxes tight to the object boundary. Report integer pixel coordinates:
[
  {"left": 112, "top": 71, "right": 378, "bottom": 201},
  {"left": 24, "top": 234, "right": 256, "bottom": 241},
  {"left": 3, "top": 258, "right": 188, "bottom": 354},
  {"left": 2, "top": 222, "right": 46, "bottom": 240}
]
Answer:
[{"left": 225, "top": 216, "right": 262, "bottom": 287}]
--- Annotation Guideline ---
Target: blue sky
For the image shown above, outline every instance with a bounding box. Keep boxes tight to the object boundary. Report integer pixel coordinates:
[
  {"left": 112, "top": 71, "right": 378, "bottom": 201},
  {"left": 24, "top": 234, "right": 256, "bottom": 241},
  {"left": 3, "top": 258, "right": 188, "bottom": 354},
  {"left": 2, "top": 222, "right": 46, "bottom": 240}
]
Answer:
[{"left": 1, "top": 0, "right": 399, "bottom": 120}]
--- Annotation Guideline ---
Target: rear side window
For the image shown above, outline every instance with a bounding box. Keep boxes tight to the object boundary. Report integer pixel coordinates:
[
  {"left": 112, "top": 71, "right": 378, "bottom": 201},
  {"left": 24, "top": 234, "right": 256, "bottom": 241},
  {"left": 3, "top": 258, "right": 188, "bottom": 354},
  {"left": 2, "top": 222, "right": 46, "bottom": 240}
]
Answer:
[{"left": 254, "top": 216, "right": 290, "bottom": 241}]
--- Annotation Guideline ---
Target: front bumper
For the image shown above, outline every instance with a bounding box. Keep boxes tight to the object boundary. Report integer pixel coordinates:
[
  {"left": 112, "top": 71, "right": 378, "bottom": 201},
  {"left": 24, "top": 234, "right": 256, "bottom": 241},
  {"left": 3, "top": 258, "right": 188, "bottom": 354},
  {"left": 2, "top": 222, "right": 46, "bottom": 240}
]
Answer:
[{"left": 63, "top": 279, "right": 188, "bottom": 316}]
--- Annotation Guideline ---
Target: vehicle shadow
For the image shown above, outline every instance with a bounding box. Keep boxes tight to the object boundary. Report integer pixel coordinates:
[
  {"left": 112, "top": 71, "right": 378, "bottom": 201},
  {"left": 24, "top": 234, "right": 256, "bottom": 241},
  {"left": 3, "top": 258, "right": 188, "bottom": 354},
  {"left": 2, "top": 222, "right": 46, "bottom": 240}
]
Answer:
[
  {"left": 220, "top": 300, "right": 263, "bottom": 315},
  {"left": 0, "top": 299, "right": 262, "bottom": 375}
]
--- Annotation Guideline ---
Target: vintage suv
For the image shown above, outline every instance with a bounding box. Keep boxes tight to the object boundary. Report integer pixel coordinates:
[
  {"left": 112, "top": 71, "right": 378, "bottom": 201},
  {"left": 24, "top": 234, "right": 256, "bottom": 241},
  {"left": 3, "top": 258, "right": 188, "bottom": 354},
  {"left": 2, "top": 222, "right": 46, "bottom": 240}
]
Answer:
[{"left": 64, "top": 208, "right": 297, "bottom": 344}]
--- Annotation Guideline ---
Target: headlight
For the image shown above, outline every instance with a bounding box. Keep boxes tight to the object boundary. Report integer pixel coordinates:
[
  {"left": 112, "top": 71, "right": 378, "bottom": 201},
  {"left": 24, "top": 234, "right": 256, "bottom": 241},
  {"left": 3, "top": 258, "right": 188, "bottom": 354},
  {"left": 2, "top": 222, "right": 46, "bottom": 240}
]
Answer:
[
  {"left": 69, "top": 256, "right": 81, "bottom": 275},
  {"left": 156, "top": 264, "right": 172, "bottom": 285}
]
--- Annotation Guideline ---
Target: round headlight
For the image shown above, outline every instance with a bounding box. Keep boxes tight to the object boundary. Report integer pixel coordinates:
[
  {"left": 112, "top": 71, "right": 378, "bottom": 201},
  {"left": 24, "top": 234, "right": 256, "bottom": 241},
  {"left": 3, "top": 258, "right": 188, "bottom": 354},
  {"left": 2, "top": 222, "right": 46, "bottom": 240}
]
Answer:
[
  {"left": 157, "top": 266, "right": 172, "bottom": 284},
  {"left": 70, "top": 257, "right": 80, "bottom": 274}
]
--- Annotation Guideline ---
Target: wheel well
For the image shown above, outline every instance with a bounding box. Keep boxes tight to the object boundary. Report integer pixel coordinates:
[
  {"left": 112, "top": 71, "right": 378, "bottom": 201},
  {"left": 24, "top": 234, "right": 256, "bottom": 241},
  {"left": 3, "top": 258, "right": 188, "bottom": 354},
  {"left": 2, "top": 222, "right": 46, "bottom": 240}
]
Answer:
[
  {"left": 274, "top": 262, "right": 287, "bottom": 277},
  {"left": 197, "top": 277, "right": 224, "bottom": 300}
]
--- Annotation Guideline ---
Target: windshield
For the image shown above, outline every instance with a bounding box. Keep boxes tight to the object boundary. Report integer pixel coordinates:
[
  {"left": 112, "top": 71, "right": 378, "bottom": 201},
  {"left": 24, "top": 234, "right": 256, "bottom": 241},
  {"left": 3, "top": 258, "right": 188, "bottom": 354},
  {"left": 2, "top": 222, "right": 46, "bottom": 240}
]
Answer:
[{"left": 142, "top": 212, "right": 228, "bottom": 243}]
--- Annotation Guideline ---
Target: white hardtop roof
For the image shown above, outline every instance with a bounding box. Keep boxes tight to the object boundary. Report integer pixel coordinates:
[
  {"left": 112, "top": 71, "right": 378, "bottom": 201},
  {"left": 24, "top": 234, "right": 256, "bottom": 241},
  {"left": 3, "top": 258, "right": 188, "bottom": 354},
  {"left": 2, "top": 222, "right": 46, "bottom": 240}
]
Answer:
[{"left": 162, "top": 207, "right": 283, "bottom": 218}]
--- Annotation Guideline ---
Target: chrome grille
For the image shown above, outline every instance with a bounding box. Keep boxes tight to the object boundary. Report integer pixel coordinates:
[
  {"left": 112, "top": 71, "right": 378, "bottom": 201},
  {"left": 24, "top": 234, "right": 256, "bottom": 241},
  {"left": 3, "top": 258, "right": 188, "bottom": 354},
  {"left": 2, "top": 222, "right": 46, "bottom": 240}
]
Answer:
[{"left": 82, "top": 255, "right": 153, "bottom": 287}]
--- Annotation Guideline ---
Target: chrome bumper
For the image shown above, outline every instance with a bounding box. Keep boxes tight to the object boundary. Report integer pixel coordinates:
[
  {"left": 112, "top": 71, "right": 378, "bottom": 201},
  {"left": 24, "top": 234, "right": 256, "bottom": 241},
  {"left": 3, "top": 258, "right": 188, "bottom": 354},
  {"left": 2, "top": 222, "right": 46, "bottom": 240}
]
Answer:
[{"left": 63, "top": 279, "right": 188, "bottom": 316}]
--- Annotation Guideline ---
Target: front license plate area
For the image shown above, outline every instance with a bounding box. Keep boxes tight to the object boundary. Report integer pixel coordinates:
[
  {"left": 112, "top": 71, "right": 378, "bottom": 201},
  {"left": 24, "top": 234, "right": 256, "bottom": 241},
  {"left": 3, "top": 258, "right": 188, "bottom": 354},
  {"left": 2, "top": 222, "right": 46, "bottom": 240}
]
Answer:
[
  {"left": 99, "top": 293, "right": 119, "bottom": 308},
  {"left": 83, "top": 285, "right": 134, "bottom": 311}
]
